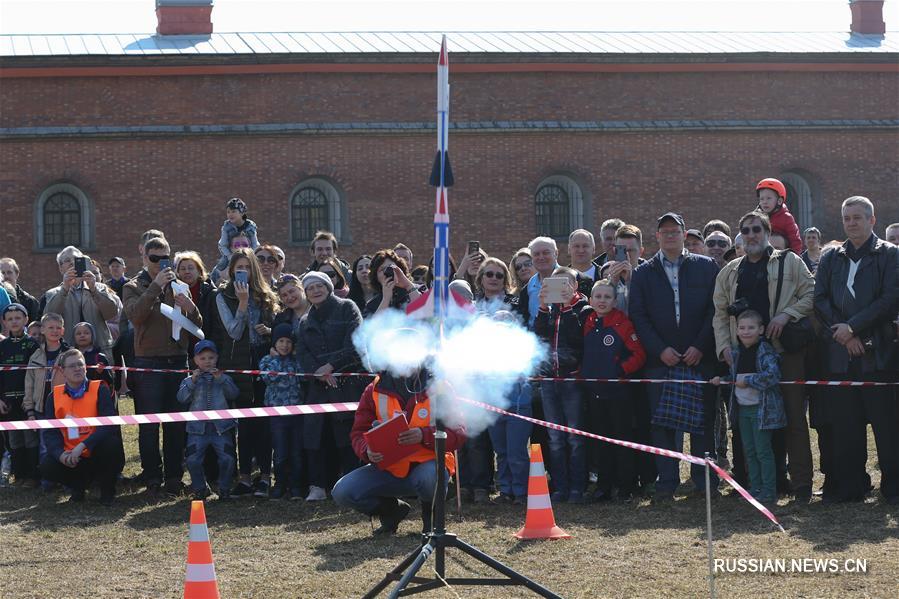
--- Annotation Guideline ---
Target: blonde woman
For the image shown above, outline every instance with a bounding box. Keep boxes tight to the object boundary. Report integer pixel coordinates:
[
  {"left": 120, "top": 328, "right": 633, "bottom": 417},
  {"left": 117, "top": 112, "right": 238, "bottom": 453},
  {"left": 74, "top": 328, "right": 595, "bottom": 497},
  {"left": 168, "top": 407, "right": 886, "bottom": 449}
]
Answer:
[
  {"left": 174, "top": 251, "right": 216, "bottom": 355},
  {"left": 214, "top": 248, "right": 280, "bottom": 497},
  {"left": 475, "top": 258, "right": 517, "bottom": 315}
]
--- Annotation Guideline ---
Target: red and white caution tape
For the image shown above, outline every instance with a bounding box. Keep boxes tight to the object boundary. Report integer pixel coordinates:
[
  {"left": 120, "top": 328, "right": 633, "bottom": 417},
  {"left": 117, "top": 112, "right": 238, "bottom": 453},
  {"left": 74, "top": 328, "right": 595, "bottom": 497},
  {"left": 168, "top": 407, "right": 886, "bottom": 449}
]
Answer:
[
  {"left": 0, "top": 402, "right": 359, "bottom": 432},
  {"left": 456, "top": 396, "right": 785, "bottom": 532},
  {"left": 0, "top": 371, "right": 784, "bottom": 528},
  {"left": 0, "top": 364, "right": 894, "bottom": 386}
]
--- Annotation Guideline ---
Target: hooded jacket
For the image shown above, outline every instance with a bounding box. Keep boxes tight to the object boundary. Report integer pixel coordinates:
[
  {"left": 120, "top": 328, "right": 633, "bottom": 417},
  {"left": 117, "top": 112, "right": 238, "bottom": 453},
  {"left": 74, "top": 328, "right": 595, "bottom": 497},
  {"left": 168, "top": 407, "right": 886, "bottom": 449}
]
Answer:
[
  {"left": 761, "top": 201, "right": 803, "bottom": 255},
  {"left": 534, "top": 292, "right": 589, "bottom": 376}
]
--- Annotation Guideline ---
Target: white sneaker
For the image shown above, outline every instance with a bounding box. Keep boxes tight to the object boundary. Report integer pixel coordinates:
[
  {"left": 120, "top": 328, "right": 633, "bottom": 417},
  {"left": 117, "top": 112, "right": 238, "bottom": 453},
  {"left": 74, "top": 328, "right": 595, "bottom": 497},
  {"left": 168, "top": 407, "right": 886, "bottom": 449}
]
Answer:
[{"left": 305, "top": 486, "right": 328, "bottom": 502}]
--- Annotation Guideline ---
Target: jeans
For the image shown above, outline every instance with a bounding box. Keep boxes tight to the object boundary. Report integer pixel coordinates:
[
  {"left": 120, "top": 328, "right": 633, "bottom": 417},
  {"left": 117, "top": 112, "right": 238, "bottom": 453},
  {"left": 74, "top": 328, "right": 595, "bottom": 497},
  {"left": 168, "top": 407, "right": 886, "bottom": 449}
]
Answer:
[
  {"left": 186, "top": 428, "right": 235, "bottom": 493},
  {"left": 332, "top": 459, "right": 448, "bottom": 515},
  {"left": 540, "top": 380, "right": 586, "bottom": 496},
  {"left": 646, "top": 367, "right": 719, "bottom": 495},
  {"left": 488, "top": 399, "right": 533, "bottom": 497},
  {"left": 270, "top": 415, "right": 303, "bottom": 491},
  {"left": 738, "top": 404, "right": 775, "bottom": 501},
  {"left": 40, "top": 435, "right": 125, "bottom": 496},
  {"left": 131, "top": 356, "right": 187, "bottom": 485}
]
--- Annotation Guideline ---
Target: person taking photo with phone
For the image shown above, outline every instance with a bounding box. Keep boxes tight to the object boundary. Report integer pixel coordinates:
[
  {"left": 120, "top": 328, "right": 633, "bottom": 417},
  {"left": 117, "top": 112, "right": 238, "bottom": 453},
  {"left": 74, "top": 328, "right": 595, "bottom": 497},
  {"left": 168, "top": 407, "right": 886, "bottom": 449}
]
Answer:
[
  {"left": 123, "top": 237, "right": 202, "bottom": 496},
  {"left": 364, "top": 249, "right": 422, "bottom": 317},
  {"left": 213, "top": 248, "right": 279, "bottom": 497},
  {"left": 43, "top": 246, "right": 121, "bottom": 359}
]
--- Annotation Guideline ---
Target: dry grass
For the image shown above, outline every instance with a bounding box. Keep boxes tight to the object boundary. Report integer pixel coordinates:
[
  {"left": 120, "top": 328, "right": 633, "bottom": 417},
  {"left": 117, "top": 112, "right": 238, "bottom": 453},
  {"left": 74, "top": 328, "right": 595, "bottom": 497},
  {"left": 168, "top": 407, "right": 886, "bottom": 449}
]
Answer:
[{"left": 1, "top": 398, "right": 897, "bottom": 599}]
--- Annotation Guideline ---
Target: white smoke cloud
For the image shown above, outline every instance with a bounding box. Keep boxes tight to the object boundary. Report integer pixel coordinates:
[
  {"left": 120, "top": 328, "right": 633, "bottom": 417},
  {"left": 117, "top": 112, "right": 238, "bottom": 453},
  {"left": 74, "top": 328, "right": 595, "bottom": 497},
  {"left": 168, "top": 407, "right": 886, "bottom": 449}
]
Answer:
[{"left": 352, "top": 308, "right": 545, "bottom": 436}]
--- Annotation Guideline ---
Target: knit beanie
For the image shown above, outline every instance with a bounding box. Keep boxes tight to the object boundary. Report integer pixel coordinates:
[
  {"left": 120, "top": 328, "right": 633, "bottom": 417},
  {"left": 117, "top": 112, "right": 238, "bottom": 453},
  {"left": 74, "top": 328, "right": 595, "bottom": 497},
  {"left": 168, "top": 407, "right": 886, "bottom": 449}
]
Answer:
[
  {"left": 271, "top": 323, "right": 294, "bottom": 346},
  {"left": 302, "top": 271, "right": 334, "bottom": 294}
]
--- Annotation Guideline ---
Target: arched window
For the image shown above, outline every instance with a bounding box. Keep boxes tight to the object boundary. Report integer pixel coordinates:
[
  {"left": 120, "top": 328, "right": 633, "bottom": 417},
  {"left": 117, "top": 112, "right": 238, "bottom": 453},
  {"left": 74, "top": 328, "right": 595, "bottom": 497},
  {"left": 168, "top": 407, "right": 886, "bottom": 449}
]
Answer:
[
  {"left": 535, "top": 175, "right": 584, "bottom": 239},
  {"left": 35, "top": 183, "right": 93, "bottom": 250},
  {"left": 780, "top": 172, "right": 814, "bottom": 232},
  {"left": 289, "top": 178, "right": 344, "bottom": 244}
]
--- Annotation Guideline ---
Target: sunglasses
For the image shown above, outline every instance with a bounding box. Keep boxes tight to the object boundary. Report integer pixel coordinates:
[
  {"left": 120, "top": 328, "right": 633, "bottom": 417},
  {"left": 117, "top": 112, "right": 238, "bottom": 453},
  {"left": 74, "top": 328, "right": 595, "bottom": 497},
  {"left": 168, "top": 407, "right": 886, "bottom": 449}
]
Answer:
[
  {"left": 483, "top": 271, "right": 505, "bottom": 280},
  {"left": 321, "top": 270, "right": 338, "bottom": 278},
  {"left": 740, "top": 225, "right": 764, "bottom": 235},
  {"left": 232, "top": 242, "right": 250, "bottom": 249},
  {"left": 256, "top": 255, "right": 279, "bottom": 264},
  {"left": 705, "top": 240, "right": 729, "bottom": 248},
  {"left": 147, "top": 254, "right": 171, "bottom": 263},
  {"left": 514, "top": 260, "right": 533, "bottom": 271}
]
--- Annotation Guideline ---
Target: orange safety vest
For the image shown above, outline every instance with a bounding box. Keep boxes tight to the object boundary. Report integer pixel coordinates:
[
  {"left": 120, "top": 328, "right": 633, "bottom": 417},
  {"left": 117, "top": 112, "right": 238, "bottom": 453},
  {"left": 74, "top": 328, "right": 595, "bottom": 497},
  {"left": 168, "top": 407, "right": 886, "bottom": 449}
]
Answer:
[
  {"left": 372, "top": 378, "right": 456, "bottom": 478},
  {"left": 53, "top": 380, "right": 102, "bottom": 458}
]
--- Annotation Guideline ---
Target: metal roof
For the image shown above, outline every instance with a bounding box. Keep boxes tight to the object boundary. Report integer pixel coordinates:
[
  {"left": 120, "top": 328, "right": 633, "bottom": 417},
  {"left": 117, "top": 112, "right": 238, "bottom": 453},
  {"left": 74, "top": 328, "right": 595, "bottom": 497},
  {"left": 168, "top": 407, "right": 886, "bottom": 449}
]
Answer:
[{"left": 0, "top": 30, "right": 897, "bottom": 57}]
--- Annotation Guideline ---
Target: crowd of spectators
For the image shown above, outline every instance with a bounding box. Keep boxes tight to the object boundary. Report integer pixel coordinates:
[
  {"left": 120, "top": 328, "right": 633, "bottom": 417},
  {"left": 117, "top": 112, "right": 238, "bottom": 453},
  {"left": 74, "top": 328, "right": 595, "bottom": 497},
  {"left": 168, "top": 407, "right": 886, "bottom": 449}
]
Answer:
[{"left": 0, "top": 184, "right": 897, "bottom": 530}]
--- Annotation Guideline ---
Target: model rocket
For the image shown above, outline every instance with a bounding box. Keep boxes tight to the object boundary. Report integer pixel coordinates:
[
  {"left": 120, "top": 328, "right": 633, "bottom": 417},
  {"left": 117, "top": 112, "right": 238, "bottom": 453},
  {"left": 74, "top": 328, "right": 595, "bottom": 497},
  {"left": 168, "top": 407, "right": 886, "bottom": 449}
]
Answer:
[{"left": 429, "top": 34, "right": 454, "bottom": 318}]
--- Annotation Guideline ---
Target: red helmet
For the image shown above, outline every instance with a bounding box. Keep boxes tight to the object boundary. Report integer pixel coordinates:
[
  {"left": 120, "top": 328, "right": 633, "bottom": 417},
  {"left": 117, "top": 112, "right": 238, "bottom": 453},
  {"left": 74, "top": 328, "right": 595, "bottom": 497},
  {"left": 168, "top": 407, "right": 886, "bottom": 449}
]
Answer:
[{"left": 756, "top": 178, "right": 786, "bottom": 200}]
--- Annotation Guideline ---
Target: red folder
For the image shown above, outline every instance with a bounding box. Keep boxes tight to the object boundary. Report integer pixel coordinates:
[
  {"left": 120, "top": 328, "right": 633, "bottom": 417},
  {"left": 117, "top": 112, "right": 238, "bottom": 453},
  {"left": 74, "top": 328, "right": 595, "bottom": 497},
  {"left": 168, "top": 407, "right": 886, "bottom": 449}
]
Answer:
[{"left": 363, "top": 413, "right": 419, "bottom": 470}]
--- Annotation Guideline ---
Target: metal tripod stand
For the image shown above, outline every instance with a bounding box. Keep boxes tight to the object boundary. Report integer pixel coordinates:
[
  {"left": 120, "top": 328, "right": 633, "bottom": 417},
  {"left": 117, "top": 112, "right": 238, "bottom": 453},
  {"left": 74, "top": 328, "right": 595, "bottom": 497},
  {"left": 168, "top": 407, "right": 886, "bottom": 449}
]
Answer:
[{"left": 362, "top": 417, "right": 561, "bottom": 598}]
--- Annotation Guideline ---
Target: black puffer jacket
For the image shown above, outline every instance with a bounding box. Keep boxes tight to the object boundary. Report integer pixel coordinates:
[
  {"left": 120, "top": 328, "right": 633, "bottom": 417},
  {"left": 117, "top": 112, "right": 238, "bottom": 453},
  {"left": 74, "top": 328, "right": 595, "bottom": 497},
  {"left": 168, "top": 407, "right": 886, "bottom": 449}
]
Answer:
[
  {"left": 814, "top": 235, "right": 899, "bottom": 373},
  {"left": 534, "top": 293, "right": 589, "bottom": 376}
]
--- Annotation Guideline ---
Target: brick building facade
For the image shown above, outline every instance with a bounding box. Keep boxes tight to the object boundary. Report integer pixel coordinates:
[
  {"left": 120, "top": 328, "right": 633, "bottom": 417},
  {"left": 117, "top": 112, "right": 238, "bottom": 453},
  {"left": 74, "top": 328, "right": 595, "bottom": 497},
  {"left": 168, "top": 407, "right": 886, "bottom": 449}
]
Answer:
[{"left": 2, "top": 25, "right": 898, "bottom": 291}]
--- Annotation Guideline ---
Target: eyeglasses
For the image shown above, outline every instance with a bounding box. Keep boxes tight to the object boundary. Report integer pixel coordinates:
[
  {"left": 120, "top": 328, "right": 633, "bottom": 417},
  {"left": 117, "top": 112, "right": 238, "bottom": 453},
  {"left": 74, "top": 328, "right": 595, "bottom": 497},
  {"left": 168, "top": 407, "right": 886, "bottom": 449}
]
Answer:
[
  {"left": 147, "top": 254, "right": 171, "bottom": 263},
  {"left": 256, "top": 255, "right": 279, "bottom": 264},
  {"left": 514, "top": 260, "right": 533, "bottom": 271},
  {"left": 321, "top": 270, "right": 338, "bottom": 279},
  {"left": 705, "top": 240, "right": 730, "bottom": 249},
  {"left": 483, "top": 271, "right": 504, "bottom": 280},
  {"left": 740, "top": 225, "right": 764, "bottom": 235}
]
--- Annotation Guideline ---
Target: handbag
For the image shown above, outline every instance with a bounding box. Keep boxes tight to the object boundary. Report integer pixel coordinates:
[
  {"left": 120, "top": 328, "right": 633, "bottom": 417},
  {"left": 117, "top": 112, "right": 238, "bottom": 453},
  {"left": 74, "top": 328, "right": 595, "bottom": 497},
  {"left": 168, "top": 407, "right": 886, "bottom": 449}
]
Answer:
[{"left": 773, "top": 253, "right": 815, "bottom": 353}]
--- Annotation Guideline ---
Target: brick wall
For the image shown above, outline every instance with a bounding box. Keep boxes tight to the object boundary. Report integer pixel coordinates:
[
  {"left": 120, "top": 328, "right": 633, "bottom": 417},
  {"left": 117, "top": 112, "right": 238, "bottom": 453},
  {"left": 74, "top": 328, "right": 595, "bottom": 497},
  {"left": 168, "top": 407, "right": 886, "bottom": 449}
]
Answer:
[{"left": 1, "top": 67, "right": 897, "bottom": 293}]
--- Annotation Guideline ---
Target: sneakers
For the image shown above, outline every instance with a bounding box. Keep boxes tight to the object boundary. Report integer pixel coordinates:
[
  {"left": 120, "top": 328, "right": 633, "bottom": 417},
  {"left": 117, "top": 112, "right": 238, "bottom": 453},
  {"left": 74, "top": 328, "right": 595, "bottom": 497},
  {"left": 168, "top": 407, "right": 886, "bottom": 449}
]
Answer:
[
  {"left": 68, "top": 488, "right": 86, "bottom": 503},
  {"left": 496, "top": 493, "right": 514, "bottom": 504},
  {"left": 372, "top": 499, "right": 411, "bottom": 536},
  {"left": 512, "top": 495, "right": 526, "bottom": 506},
  {"left": 253, "top": 479, "right": 270, "bottom": 498},
  {"left": 269, "top": 485, "right": 286, "bottom": 500},
  {"left": 289, "top": 489, "right": 303, "bottom": 502},
  {"left": 473, "top": 488, "right": 490, "bottom": 504},
  {"left": 231, "top": 481, "right": 254, "bottom": 497},
  {"left": 306, "top": 485, "right": 327, "bottom": 502}
]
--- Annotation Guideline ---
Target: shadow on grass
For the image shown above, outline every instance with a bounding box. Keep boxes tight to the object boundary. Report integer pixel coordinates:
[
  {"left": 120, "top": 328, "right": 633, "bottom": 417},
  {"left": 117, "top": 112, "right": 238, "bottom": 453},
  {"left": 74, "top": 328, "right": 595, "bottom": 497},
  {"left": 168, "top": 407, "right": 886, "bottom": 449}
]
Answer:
[{"left": 312, "top": 532, "right": 424, "bottom": 572}]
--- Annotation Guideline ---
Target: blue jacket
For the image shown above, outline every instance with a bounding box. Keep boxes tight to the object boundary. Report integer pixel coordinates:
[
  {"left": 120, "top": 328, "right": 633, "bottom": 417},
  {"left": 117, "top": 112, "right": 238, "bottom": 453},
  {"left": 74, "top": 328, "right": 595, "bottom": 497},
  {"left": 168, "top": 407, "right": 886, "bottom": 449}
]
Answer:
[
  {"left": 176, "top": 372, "right": 240, "bottom": 434},
  {"left": 259, "top": 354, "right": 303, "bottom": 407},
  {"left": 629, "top": 251, "right": 719, "bottom": 370},
  {"left": 725, "top": 340, "right": 787, "bottom": 431}
]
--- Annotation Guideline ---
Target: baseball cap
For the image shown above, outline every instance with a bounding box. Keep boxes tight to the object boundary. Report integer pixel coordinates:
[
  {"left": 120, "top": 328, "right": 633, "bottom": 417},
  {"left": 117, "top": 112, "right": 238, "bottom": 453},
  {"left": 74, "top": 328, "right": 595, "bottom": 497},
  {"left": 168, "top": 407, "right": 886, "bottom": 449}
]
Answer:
[
  {"left": 108, "top": 256, "right": 126, "bottom": 266},
  {"left": 686, "top": 229, "right": 703, "bottom": 241},
  {"left": 194, "top": 340, "right": 218, "bottom": 355},
  {"left": 657, "top": 212, "right": 685, "bottom": 229}
]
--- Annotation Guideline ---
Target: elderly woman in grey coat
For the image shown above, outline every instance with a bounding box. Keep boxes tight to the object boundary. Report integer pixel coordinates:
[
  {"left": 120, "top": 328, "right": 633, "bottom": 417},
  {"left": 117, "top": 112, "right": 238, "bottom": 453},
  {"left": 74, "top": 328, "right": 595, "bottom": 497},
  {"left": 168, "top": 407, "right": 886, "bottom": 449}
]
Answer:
[{"left": 295, "top": 271, "right": 364, "bottom": 501}]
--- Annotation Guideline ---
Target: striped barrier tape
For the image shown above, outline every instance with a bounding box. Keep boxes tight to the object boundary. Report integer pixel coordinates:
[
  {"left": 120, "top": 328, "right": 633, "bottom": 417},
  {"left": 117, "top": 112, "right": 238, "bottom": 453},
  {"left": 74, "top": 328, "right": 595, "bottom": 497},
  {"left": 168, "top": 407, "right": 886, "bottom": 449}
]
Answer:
[
  {"left": 0, "top": 380, "right": 783, "bottom": 528},
  {"left": 455, "top": 396, "right": 784, "bottom": 532},
  {"left": 0, "top": 364, "right": 894, "bottom": 386},
  {"left": 0, "top": 402, "right": 360, "bottom": 432}
]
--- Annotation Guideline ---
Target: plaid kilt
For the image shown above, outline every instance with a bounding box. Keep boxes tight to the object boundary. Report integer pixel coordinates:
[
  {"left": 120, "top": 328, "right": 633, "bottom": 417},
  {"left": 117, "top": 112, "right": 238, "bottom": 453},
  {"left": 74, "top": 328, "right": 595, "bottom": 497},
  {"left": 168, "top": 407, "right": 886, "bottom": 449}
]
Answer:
[{"left": 651, "top": 366, "right": 705, "bottom": 434}]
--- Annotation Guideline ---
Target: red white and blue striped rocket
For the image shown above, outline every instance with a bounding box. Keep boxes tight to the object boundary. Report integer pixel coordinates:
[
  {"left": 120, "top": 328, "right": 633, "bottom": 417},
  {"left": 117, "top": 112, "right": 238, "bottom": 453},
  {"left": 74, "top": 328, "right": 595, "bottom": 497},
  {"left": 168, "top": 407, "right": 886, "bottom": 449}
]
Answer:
[{"left": 407, "top": 35, "right": 461, "bottom": 319}]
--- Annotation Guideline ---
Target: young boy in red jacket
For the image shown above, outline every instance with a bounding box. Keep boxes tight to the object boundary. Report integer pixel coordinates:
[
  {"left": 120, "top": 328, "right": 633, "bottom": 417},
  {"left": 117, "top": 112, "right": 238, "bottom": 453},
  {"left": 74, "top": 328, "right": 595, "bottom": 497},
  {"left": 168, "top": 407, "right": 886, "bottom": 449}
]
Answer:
[
  {"left": 756, "top": 178, "right": 802, "bottom": 254},
  {"left": 580, "top": 280, "right": 646, "bottom": 501}
]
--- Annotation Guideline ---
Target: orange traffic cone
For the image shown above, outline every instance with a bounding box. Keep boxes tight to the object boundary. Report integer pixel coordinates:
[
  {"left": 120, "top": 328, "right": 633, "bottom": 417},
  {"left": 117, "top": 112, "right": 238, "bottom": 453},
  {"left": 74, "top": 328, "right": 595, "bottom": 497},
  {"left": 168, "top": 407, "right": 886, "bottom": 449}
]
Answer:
[
  {"left": 184, "top": 500, "right": 220, "bottom": 599},
  {"left": 515, "top": 444, "right": 571, "bottom": 540}
]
